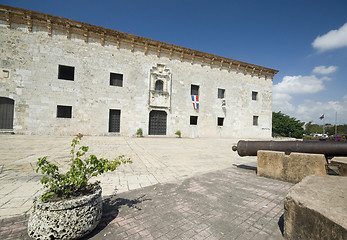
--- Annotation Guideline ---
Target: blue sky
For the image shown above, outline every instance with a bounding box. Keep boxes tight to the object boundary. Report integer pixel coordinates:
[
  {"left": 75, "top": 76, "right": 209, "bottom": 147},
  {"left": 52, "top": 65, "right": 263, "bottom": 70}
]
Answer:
[{"left": 3, "top": 0, "right": 347, "bottom": 124}]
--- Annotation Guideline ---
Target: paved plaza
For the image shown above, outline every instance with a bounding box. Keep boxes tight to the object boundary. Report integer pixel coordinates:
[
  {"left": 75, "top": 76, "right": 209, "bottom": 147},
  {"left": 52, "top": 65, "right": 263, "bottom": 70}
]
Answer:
[{"left": 0, "top": 135, "right": 293, "bottom": 239}]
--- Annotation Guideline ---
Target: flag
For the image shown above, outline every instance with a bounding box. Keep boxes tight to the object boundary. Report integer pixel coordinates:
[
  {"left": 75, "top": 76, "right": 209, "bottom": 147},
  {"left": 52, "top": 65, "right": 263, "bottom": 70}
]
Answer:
[
  {"left": 191, "top": 95, "right": 199, "bottom": 109},
  {"left": 319, "top": 114, "right": 324, "bottom": 120}
]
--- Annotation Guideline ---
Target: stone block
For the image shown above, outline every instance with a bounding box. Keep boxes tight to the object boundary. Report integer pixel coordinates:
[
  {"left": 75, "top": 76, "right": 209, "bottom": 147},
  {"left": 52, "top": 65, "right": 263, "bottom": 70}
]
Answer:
[
  {"left": 257, "top": 151, "right": 327, "bottom": 183},
  {"left": 331, "top": 157, "right": 347, "bottom": 176},
  {"left": 284, "top": 152, "right": 327, "bottom": 183},
  {"left": 257, "top": 150, "right": 284, "bottom": 179},
  {"left": 284, "top": 175, "right": 347, "bottom": 240}
]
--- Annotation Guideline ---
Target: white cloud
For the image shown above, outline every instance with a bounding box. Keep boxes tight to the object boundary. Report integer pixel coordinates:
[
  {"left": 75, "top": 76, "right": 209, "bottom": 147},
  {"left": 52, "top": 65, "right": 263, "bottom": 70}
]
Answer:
[
  {"left": 295, "top": 98, "right": 347, "bottom": 124},
  {"left": 312, "top": 65, "right": 338, "bottom": 75},
  {"left": 272, "top": 67, "right": 347, "bottom": 124},
  {"left": 312, "top": 22, "right": 347, "bottom": 51},
  {"left": 272, "top": 73, "right": 336, "bottom": 122},
  {"left": 272, "top": 92, "right": 295, "bottom": 113},
  {"left": 273, "top": 75, "right": 327, "bottom": 95},
  {"left": 273, "top": 96, "right": 347, "bottom": 124}
]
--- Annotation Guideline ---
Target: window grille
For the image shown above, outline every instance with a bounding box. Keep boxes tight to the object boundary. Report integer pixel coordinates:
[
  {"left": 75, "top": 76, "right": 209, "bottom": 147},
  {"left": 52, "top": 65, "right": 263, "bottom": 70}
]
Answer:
[
  {"left": 252, "top": 91, "right": 258, "bottom": 101},
  {"left": 110, "top": 73, "right": 123, "bottom": 87},
  {"left": 57, "top": 105, "right": 72, "bottom": 118},
  {"left": 218, "top": 88, "right": 225, "bottom": 99},
  {"left": 253, "top": 116, "right": 259, "bottom": 126},
  {"left": 191, "top": 84, "right": 199, "bottom": 96},
  {"left": 190, "top": 116, "right": 198, "bottom": 125},
  {"left": 218, "top": 117, "right": 224, "bottom": 126},
  {"left": 109, "top": 109, "right": 121, "bottom": 132},
  {"left": 155, "top": 80, "right": 164, "bottom": 91},
  {"left": 58, "top": 65, "right": 75, "bottom": 81}
]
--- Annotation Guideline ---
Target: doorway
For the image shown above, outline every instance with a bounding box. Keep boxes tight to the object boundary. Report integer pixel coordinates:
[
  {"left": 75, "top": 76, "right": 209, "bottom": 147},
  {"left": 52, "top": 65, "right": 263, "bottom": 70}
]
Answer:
[
  {"left": 149, "top": 110, "right": 167, "bottom": 135},
  {"left": 0, "top": 97, "right": 14, "bottom": 129}
]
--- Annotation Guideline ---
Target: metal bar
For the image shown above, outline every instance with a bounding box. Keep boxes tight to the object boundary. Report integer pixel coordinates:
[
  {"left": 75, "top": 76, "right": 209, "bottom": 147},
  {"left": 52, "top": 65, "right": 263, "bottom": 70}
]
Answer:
[{"left": 232, "top": 140, "right": 347, "bottom": 157}]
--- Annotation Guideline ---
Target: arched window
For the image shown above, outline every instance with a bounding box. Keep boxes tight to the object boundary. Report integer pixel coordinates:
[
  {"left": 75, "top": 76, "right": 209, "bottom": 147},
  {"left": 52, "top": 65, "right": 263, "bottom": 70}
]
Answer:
[{"left": 155, "top": 80, "right": 164, "bottom": 91}]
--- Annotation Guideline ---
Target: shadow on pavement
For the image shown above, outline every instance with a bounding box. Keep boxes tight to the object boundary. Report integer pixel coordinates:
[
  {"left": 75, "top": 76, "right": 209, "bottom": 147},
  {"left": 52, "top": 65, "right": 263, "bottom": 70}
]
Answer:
[
  {"left": 278, "top": 213, "right": 284, "bottom": 235},
  {"left": 83, "top": 194, "right": 151, "bottom": 239},
  {"left": 233, "top": 164, "right": 257, "bottom": 173}
]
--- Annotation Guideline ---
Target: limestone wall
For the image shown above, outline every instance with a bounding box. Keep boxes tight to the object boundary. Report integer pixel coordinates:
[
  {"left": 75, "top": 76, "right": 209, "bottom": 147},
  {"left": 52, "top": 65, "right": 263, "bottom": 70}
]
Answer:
[{"left": 0, "top": 7, "right": 275, "bottom": 138}]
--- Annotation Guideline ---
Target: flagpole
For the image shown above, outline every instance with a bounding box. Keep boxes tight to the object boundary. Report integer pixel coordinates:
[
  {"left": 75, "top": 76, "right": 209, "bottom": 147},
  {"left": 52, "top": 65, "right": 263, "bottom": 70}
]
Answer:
[{"left": 335, "top": 112, "right": 338, "bottom": 135}]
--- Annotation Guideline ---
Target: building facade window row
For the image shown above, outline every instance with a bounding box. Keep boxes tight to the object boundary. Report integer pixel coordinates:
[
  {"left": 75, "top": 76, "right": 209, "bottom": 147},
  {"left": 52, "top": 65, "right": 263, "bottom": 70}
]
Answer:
[
  {"left": 58, "top": 64, "right": 124, "bottom": 87},
  {"left": 55, "top": 64, "right": 261, "bottom": 134}
]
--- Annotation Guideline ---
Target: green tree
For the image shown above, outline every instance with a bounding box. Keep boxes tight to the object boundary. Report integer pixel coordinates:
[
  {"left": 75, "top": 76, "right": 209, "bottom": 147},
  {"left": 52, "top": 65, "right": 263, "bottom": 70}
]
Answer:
[
  {"left": 305, "top": 122, "right": 323, "bottom": 134},
  {"left": 272, "top": 112, "right": 305, "bottom": 138}
]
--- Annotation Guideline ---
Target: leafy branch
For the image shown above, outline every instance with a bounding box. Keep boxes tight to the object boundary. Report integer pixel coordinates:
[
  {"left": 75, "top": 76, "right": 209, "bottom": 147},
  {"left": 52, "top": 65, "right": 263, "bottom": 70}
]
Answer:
[{"left": 36, "top": 133, "right": 132, "bottom": 202}]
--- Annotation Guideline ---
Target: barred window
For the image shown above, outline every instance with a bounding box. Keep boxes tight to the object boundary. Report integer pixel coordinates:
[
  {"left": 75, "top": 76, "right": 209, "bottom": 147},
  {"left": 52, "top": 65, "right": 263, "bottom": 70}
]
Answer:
[
  {"left": 252, "top": 91, "right": 258, "bottom": 101},
  {"left": 253, "top": 116, "right": 259, "bottom": 126},
  {"left": 155, "top": 80, "right": 164, "bottom": 91},
  {"left": 110, "top": 73, "right": 123, "bottom": 87},
  {"left": 57, "top": 105, "right": 72, "bottom": 118},
  {"left": 217, "top": 117, "right": 224, "bottom": 126},
  {"left": 218, "top": 89, "right": 225, "bottom": 99},
  {"left": 191, "top": 84, "right": 199, "bottom": 96},
  {"left": 190, "top": 116, "right": 198, "bottom": 125},
  {"left": 58, "top": 65, "right": 74, "bottom": 81}
]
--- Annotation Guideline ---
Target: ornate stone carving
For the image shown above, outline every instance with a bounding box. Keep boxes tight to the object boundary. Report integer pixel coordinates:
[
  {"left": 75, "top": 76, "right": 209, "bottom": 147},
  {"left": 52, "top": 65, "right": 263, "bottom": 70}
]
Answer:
[
  {"left": 228, "top": 62, "right": 233, "bottom": 72},
  {"left": 169, "top": 48, "right": 173, "bottom": 60},
  {"left": 157, "top": 44, "right": 161, "bottom": 58},
  {"left": 47, "top": 19, "right": 52, "bottom": 36},
  {"left": 149, "top": 64, "right": 172, "bottom": 109},
  {"left": 144, "top": 41, "right": 148, "bottom": 55},
  {"left": 219, "top": 60, "right": 224, "bottom": 70},
  {"left": 5, "top": 11, "right": 10, "bottom": 28},
  {"left": 66, "top": 23, "right": 71, "bottom": 39},
  {"left": 27, "top": 15, "right": 32, "bottom": 32},
  {"left": 84, "top": 28, "right": 88, "bottom": 43},
  {"left": 131, "top": 38, "right": 135, "bottom": 52},
  {"left": 101, "top": 31, "right": 105, "bottom": 46},
  {"left": 0, "top": 5, "right": 278, "bottom": 81}
]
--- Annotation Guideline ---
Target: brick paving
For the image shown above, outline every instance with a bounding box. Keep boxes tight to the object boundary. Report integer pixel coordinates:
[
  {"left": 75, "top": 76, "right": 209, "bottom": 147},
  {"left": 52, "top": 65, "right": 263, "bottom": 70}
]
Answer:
[
  {"left": 0, "top": 135, "right": 258, "bottom": 219},
  {"left": 0, "top": 164, "right": 293, "bottom": 240}
]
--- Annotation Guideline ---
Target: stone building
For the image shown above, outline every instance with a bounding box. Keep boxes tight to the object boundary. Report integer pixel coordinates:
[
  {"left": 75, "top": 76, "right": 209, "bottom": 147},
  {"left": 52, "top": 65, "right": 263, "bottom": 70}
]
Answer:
[{"left": 0, "top": 5, "right": 278, "bottom": 138}]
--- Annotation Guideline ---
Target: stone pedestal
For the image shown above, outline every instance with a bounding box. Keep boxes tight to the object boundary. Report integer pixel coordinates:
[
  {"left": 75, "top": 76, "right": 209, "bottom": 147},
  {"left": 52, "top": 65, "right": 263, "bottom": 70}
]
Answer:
[
  {"left": 257, "top": 150, "right": 327, "bottom": 183},
  {"left": 331, "top": 157, "right": 347, "bottom": 176},
  {"left": 27, "top": 186, "right": 102, "bottom": 240},
  {"left": 284, "top": 175, "right": 347, "bottom": 239}
]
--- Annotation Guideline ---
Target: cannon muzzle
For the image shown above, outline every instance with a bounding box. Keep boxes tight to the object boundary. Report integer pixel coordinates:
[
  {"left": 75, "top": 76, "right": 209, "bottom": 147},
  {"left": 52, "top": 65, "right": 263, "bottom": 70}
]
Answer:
[{"left": 232, "top": 140, "right": 347, "bottom": 157}]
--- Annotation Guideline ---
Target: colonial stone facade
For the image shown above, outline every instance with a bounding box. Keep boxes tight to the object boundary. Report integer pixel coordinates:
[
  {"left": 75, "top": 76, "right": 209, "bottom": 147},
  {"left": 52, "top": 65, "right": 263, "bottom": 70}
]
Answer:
[{"left": 0, "top": 5, "right": 278, "bottom": 138}]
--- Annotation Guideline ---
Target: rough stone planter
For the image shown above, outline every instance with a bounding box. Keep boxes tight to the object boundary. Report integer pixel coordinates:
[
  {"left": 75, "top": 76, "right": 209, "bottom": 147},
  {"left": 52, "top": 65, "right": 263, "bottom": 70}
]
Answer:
[{"left": 27, "top": 185, "right": 102, "bottom": 240}]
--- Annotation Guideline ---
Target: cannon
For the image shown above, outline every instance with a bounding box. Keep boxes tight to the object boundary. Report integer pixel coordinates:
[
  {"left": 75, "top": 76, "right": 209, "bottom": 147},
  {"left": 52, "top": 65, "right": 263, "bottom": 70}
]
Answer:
[{"left": 232, "top": 140, "right": 347, "bottom": 157}]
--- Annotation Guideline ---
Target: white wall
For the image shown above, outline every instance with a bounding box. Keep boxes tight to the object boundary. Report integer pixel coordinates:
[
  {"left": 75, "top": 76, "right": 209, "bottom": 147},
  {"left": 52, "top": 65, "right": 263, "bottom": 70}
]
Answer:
[{"left": 0, "top": 20, "right": 273, "bottom": 138}]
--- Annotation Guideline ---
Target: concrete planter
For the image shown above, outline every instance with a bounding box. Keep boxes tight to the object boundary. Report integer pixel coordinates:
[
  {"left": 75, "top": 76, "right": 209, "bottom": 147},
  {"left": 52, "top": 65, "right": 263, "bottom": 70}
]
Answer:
[{"left": 27, "top": 186, "right": 102, "bottom": 240}]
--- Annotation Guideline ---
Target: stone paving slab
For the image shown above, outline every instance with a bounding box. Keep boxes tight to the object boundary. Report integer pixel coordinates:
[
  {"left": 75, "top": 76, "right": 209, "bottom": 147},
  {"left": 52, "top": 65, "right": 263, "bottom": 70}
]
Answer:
[
  {"left": 0, "top": 164, "right": 293, "bottom": 240},
  {"left": 0, "top": 135, "right": 259, "bottom": 219}
]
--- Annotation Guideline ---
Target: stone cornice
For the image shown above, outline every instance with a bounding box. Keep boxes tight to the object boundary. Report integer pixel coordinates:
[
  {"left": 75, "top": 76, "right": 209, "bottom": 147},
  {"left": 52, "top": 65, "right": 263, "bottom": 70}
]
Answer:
[{"left": 0, "top": 4, "right": 279, "bottom": 80}]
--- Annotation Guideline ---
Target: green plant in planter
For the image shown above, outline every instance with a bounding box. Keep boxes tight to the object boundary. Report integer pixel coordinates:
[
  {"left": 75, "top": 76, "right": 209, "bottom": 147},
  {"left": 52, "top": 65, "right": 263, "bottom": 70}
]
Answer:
[
  {"left": 175, "top": 130, "right": 181, "bottom": 138},
  {"left": 136, "top": 128, "right": 143, "bottom": 137},
  {"left": 36, "top": 133, "right": 132, "bottom": 202}
]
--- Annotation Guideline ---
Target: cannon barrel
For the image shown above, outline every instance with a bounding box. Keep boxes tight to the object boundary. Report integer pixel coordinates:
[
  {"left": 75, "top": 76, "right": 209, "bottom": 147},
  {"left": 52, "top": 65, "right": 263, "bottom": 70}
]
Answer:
[{"left": 232, "top": 140, "right": 347, "bottom": 157}]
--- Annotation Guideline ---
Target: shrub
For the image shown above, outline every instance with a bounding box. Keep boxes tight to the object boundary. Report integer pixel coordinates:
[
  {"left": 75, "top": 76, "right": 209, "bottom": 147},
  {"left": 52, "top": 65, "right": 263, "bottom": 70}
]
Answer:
[
  {"left": 36, "top": 133, "right": 131, "bottom": 202},
  {"left": 302, "top": 135, "right": 318, "bottom": 140},
  {"left": 136, "top": 128, "right": 143, "bottom": 136},
  {"left": 329, "top": 133, "right": 347, "bottom": 142},
  {"left": 175, "top": 130, "right": 181, "bottom": 138}
]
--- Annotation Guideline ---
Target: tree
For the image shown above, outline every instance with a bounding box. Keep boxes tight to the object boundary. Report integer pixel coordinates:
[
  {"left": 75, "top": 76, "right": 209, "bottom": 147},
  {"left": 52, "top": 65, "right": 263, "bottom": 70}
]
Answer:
[
  {"left": 305, "top": 122, "right": 323, "bottom": 134},
  {"left": 272, "top": 112, "right": 305, "bottom": 138}
]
